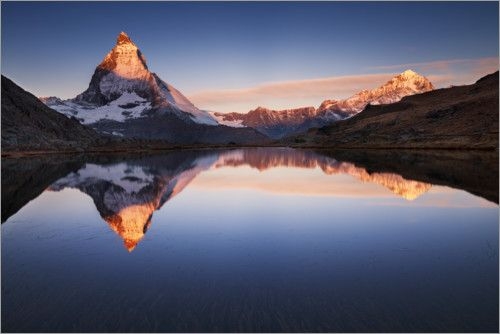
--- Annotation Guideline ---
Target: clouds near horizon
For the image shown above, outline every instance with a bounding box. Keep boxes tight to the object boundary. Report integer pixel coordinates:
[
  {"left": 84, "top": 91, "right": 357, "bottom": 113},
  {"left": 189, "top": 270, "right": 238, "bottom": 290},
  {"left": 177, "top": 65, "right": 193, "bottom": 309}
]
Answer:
[{"left": 189, "top": 57, "right": 498, "bottom": 113}]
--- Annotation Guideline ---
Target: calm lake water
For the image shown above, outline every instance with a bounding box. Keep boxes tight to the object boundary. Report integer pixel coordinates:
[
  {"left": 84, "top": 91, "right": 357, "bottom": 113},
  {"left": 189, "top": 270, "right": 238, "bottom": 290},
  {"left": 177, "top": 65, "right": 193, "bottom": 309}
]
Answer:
[{"left": 2, "top": 148, "right": 498, "bottom": 332}]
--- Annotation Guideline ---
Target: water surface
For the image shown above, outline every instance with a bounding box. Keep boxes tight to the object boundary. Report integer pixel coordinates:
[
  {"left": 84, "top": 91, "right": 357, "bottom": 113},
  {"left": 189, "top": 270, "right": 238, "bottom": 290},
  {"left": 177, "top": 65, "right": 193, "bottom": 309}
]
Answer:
[{"left": 2, "top": 148, "right": 498, "bottom": 332}]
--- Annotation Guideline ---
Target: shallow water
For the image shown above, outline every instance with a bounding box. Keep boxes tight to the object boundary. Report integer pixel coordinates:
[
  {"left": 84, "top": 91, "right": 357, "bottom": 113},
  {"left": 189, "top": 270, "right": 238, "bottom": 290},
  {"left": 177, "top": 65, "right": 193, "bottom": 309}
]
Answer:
[{"left": 2, "top": 148, "right": 498, "bottom": 332}]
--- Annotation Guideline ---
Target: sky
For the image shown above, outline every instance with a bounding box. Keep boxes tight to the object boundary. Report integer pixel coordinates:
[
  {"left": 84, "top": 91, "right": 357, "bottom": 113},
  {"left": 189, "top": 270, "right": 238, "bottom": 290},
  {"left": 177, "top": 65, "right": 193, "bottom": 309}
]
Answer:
[{"left": 2, "top": 1, "right": 499, "bottom": 113}]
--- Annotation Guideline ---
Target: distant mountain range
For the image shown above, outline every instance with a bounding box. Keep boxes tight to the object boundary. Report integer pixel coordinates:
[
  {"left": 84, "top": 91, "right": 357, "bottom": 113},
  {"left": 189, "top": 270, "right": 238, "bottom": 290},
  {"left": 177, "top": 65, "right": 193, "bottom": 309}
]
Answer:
[
  {"left": 291, "top": 71, "right": 499, "bottom": 149},
  {"left": 213, "top": 69, "right": 434, "bottom": 139},
  {"left": 40, "top": 32, "right": 267, "bottom": 145}
]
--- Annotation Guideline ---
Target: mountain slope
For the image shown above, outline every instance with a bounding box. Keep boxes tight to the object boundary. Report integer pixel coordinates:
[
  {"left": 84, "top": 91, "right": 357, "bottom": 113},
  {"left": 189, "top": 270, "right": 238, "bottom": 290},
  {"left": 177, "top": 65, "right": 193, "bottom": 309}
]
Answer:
[
  {"left": 291, "top": 71, "right": 499, "bottom": 149},
  {"left": 1, "top": 75, "right": 101, "bottom": 152},
  {"left": 213, "top": 106, "right": 320, "bottom": 139},
  {"left": 41, "top": 32, "right": 268, "bottom": 144},
  {"left": 214, "top": 70, "right": 434, "bottom": 139},
  {"left": 316, "top": 70, "right": 434, "bottom": 116}
]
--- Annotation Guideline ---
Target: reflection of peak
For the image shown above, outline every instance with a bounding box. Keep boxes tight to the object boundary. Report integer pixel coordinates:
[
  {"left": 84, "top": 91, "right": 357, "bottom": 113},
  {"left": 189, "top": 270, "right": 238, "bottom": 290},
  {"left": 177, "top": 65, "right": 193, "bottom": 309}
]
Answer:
[
  {"left": 358, "top": 171, "right": 432, "bottom": 200},
  {"left": 321, "top": 161, "right": 432, "bottom": 200},
  {"left": 104, "top": 202, "right": 155, "bottom": 252},
  {"left": 215, "top": 148, "right": 432, "bottom": 200},
  {"left": 49, "top": 153, "right": 217, "bottom": 252},
  {"left": 48, "top": 165, "right": 161, "bottom": 251}
]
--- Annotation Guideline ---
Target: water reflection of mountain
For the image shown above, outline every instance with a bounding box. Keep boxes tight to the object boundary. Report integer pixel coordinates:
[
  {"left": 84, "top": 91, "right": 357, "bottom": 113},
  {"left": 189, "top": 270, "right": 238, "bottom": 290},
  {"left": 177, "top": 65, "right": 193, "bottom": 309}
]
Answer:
[
  {"left": 1, "top": 155, "right": 85, "bottom": 222},
  {"left": 49, "top": 153, "right": 218, "bottom": 251},
  {"left": 3, "top": 148, "right": 497, "bottom": 250},
  {"left": 319, "top": 149, "right": 499, "bottom": 204},
  {"left": 217, "top": 148, "right": 432, "bottom": 200},
  {"left": 44, "top": 149, "right": 432, "bottom": 251}
]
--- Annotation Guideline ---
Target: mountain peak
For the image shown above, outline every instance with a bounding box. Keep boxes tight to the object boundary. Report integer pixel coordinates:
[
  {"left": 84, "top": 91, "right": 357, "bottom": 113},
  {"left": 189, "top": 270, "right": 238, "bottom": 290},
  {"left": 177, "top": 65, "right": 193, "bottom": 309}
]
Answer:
[
  {"left": 400, "top": 69, "right": 418, "bottom": 77},
  {"left": 317, "top": 69, "right": 434, "bottom": 115},
  {"left": 116, "top": 31, "right": 133, "bottom": 45},
  {"left": 95, "top": 31, "right": 148, "bottom": 81},
  {"left": 59, "top": 31, "right": 218, "bottom": 126}
]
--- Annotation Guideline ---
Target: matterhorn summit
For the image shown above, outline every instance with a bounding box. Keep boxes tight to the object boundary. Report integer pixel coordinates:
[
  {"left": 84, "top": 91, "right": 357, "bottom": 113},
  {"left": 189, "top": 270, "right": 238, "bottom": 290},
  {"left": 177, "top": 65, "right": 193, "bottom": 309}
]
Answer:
[
  {"left": 75, "top": 31, "right": 153, "bottom": 105},
  {"left": 43, "top": 31, "right": 218, "bottom": 130}
]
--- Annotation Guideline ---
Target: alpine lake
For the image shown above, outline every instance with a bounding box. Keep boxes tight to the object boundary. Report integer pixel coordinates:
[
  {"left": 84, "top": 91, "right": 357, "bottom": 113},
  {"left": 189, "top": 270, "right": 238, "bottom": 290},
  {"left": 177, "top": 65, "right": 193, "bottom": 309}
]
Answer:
[{"left": 2, "top": 147, "right": 498, "bottom": 332}]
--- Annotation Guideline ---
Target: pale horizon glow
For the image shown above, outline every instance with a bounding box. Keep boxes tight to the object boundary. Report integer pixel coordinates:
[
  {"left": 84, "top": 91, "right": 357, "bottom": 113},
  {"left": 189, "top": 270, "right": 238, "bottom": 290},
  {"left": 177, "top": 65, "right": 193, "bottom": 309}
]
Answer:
[{"left": 187, "top": 57, "right": 498, "bottom": 113}]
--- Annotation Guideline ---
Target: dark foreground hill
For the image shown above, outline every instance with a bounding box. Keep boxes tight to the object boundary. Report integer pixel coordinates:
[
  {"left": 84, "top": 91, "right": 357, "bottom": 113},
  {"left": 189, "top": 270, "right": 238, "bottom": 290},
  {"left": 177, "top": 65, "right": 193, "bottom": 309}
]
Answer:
[
  {"left": 1, "top": 75, "right": 103, "bottom": 152},
  {"left": 290, "top": 71, "right": 499, "bottom": 149},
  {"left": 1, "top": 75, "right": 268, "bottom": 155}
]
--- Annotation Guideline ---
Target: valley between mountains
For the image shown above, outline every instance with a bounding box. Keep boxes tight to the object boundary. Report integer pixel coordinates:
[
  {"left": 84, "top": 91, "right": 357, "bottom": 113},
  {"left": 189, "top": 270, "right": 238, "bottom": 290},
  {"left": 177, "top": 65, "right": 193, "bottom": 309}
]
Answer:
[{"left": 1, "top": 32, "right": 498, "bottom": 155}]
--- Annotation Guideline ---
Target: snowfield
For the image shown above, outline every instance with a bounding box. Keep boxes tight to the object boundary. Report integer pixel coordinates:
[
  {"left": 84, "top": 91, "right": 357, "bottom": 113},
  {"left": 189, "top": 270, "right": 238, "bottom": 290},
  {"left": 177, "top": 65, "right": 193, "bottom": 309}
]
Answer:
[{"left": 48, "top": 92, "right": 151, "bottom": 124}]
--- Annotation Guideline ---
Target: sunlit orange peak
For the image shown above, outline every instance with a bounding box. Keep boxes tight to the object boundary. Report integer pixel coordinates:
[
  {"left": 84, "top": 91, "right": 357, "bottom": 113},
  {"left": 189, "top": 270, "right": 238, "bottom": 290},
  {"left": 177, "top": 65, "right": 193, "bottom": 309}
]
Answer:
[{"left": 104, "top": 203, "right": 155, "bottom": 252}]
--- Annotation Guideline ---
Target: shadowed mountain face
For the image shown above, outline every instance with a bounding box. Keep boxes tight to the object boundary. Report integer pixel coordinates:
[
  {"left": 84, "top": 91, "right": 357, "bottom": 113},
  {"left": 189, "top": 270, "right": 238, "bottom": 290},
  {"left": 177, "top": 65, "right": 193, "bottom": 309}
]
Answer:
[
  {"left": 3, "top": 148, "right": 497, "bottom": 252},
  {"left": 1, "top": 76, "right": 100, "bottom": 152}
]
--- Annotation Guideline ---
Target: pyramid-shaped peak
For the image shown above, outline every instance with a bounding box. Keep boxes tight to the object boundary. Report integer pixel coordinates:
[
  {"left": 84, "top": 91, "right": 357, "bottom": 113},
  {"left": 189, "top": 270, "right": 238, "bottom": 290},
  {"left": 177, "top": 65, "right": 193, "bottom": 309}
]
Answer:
[{"left": 117, "top": 31, "right": 134, "bottom": 45}]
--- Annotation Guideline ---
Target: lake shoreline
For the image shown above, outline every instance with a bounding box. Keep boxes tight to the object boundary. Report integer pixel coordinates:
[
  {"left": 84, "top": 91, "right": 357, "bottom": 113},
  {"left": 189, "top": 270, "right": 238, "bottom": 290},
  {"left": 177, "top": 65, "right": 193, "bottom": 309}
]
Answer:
[{"left": 2, "top": 143, "right": 498, "bottom": 158}]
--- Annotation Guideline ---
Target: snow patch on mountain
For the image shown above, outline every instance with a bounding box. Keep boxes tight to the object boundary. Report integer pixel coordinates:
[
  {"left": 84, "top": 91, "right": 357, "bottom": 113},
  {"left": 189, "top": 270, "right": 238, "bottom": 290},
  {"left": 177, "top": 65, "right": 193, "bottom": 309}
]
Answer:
[
  {"left": 155, "top": 79, "right": 218, "bottom": 125},
  {"left": 48, "top": 92, "right": 151, "bottom": 124},
  {"left": 210, "top": 112, "right": 246, "bottom": 128}
]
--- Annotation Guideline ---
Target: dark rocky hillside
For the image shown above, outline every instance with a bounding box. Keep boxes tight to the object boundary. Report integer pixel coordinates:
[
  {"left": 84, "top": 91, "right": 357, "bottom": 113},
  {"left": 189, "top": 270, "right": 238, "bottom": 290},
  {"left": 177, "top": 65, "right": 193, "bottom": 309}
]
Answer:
[
  {"left": 1, "top": 75, "right": 101, "bottom": 152},
  {"left": 290, "top": 72, "right": 499, "bottom": 149}
]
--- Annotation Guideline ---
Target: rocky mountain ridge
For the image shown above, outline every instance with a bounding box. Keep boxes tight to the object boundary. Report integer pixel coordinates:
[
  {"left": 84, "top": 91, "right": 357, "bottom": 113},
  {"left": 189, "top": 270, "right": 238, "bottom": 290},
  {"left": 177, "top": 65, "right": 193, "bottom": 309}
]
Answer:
[{"left": 213, "top": 70, "right": 434, "bottom": 139}]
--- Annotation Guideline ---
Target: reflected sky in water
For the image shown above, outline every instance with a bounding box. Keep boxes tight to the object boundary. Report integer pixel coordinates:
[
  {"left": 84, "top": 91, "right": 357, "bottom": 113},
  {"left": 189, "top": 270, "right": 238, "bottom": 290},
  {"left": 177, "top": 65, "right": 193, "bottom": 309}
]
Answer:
[{"left": 2, "top": 148, "right": 498, "bottom": 332}]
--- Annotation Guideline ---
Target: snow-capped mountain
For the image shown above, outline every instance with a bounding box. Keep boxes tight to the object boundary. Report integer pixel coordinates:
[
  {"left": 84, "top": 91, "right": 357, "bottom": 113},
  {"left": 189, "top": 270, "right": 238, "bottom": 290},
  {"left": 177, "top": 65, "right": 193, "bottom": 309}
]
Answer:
[
  {"left": 214, "top": 70, "right": 434, "bottom": 139},
  {"left": 40, "top": 32, "right": 267, "bottom": 144},
  {"left": 317, "top": 69, "right": 434, "bottom": 116},
  {"left": 43, "top": 32, "right": 217, "bottom": 126}
]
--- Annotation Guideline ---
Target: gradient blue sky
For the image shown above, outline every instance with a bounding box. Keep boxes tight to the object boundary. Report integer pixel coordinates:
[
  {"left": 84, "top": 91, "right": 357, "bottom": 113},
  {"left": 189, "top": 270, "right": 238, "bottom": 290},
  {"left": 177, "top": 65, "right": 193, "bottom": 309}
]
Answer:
[{"left": 2, "top": 1, "right": 499, "bottom": 112}]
